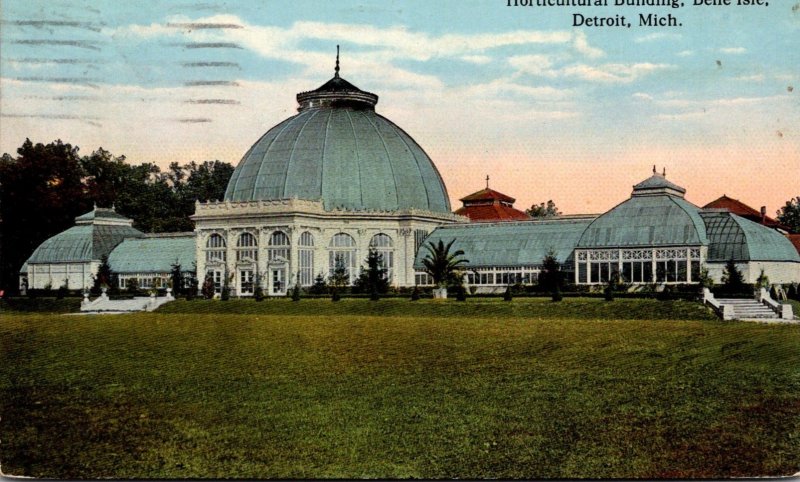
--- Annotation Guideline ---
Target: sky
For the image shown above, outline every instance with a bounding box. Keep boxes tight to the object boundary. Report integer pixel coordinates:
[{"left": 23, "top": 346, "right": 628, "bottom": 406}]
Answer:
[{"left": 1, "top": 0, "right": 798, "bottom": 215}]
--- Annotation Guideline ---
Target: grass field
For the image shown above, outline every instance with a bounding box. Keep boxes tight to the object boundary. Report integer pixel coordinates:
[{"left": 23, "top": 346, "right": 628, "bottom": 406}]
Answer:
[{"left": 2, "top": 298, "right": 799, "bottom": 478}]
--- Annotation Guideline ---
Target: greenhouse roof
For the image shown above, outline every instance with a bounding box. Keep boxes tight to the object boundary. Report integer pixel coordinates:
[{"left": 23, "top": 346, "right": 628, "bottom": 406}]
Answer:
[
  {"left": 108, "top": 234, "right": 196, "bottom": 274},
  {"left": 413, "top": 219, "right": 592, "bottom": 269},
  {"left": 701, "top": 212, "right": 800, "bottom": 262},
  {"left": 577, "top": 194, "right": 708, "bottom": 248},
  {"left": 24, "top": 223, "right": 143, "bottom": 265}
]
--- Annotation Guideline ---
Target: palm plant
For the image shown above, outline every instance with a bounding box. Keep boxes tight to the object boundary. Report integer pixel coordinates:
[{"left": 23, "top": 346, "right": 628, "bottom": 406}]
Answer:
[{"left": 421, "top": 239, "right": 469, "bottom": 288}]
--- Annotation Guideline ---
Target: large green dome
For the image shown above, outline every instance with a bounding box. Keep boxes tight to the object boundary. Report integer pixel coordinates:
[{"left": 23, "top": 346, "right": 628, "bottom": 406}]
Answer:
[{"left": 224, "top": 70, "right": 451, "bottom": 213}]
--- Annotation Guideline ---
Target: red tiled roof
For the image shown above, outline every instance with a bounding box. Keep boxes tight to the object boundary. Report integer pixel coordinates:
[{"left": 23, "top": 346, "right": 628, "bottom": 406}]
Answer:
[
  {"left": 787, "top": 234, "right": 800, "bottom": 255},
  {"left": 454, "top": 204, "right": 530, "bottom": 222},
  {"left": 703, "top": 195, "right": 788, "bottom": 230},
  {"left": 459, "top": 188, "right": 516, "bottom": 204}
]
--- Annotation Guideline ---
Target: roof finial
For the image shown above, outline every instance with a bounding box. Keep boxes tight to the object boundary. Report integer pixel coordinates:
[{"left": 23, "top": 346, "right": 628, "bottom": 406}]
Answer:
[
  {"left": 335, "top": 45, "right": 340, "bottom": 78},
  {"left": 652, "top": 164, "right": 656, "bottom": 174},
  {"left": 486, "top": 175, "right": 490, "bottom": 189},
  {"left": 662, "top": 167, "right": 666, "bottom": 176}
]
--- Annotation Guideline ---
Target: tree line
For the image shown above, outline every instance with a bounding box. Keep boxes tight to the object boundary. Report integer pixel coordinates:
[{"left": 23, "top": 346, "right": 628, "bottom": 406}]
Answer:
[{"left": 0, "top": 139, "right": 234, "bottom": 292}]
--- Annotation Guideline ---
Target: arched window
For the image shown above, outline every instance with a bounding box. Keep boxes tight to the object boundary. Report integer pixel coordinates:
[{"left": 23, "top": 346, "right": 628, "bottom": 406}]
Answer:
[
  {"left": 206, "top": 233, "right": 226, "bottom": 263},
  {"left": 236, "top": 232, "right": 258, "bottom": 262},
  {"left": 369, "top": 233, "right": 394, "bottom": 282},
  {"left": 268, "top": 231, "right": 290, "bottom": 262},
  {"left": 329, "top": 233, "right": 357, "bottom": 284},
  {"left": 298, "top": 231, "right": 315, "bottom": 286}
]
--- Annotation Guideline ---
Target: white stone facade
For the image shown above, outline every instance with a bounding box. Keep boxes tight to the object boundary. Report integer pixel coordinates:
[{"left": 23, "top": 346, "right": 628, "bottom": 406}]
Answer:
[
  {"left": 192, "top": 198, "right": 462, "bottom": 296},
  {"left": 705, "top": 261, "right": 800, "bottom": 285}
]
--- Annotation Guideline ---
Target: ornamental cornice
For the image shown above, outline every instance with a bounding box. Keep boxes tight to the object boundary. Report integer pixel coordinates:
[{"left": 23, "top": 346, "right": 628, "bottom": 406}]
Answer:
[{"left": 192, "top": 198, "right": 465, "bottom": 224}]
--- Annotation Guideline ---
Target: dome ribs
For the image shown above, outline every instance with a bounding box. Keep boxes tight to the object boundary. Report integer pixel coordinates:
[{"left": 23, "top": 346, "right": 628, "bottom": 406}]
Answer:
[
  {"left": 222, "top": 74, "right": 451, "bottom": 214},
  {"left": 344, "top": 110, "right": 365, "bottom": 209},
  {"left": 283, "top": 109, "right": 322, "bottom": 200},
  {"left": 360, "top": 111, "right": 400, "bottom": 211}
]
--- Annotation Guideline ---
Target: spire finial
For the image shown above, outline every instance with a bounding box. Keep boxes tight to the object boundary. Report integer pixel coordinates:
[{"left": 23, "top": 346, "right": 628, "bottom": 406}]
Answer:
[
  {"left": 652, "top": 164, "right": 656, "bottom": 174},
  {"left": 662, "top": 167, "right": 666, "bottom": 176},
  {"left": 335, "top": 45, "right": 340, "bottom": 78},
  {"left": 486, "top": 175, "right": 490, "bottom": 189}
]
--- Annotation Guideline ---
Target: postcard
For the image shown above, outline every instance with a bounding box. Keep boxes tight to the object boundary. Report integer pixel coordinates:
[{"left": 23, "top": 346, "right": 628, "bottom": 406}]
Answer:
[{"left": 1, "top": 0, "right": 799, "bottom": 479}]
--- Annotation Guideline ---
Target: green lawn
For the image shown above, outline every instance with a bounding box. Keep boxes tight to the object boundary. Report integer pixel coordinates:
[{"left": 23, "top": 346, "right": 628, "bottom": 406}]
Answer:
[{"left": 2, "top": 298, "right": 799, "bottom": 478}]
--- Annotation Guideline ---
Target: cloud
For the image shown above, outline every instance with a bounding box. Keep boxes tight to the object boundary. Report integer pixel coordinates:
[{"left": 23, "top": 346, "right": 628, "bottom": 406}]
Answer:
[
  {"left": 632, "top": 92, "right": 654, "bottom": 101},
  {"left": 572, "top": 31, "right": 605, "bottom": 58},
  {"left": 734, "top": 74, "right": 765, "bottom": 82},
  {"left": 460, "top": 55, "right": 492, "bottom": 65},
  {"left": 560, "top": 63, "right": 675, "bottom": 84},
  {"left": 676, "top": 50, "right": 694, "bottom": 57},
  {"left": 635, "top": 32, "right": 681, "bottom": 43},
  {"left": 507, "top": 54, "right": 557, "bottom": 77},
  {"left": 719, "top": 47, "right": 747, "bottom": 54}
]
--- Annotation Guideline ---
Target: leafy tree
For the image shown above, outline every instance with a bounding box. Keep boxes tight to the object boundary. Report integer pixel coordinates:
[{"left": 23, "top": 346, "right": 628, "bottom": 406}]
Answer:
[
  {"left": 755, "top": 269, "right": 770, "bottom": 291},
  {"left": 328, "top": 257, "right": 349, "bottom": 302},
  {"left": 769, "top": 285, "right": 780, "bottom": 301},
  {"left": 604, "top": 272, "right": 619, "bottom": 302},
  {"left": 538, "top": 249, "right": 562, "bottom": 293},
  {"left": 185, "top": 272, "right": 198, "bottom": 301},
  {"left": 57, "top": 280, "right": 69, "bottom": 299},
  {"left": 328, "top": 255, "right": 350, "bottom": 295},
  {"left": 291, "top": 282, "right": 302, "bottom": 302},
  {"left": 698, "top": 267, "right": 714, "bottom": 289},
  {"left": 92, "top": 255, "right": 114, "bottom": 294},
  {"left": 354, "top": 249, "right": 389, "bottom": 296},
  {"left": 776, "top": 196, "right": 800, "bottom": 233},
  {"left": 170, "top": 262, "right": 183, "bottom": 297},
  {"left": 538, "top": 250, "right": 563, "bottom": 301},
  {"left": 310, "top": 274, "right": 328, "bottom": 295},
  {"left": 721, "top": 259, "right": 745, "bottom": 292},
  {"left": 420, "top": 239, "right": 469, "bottom": 288},
  {"left": 201, "top": 274, "right": 216, "bottom": 300},
  {"left": 220, "top": 274, "right": 231, "bottom": 301},
  {"left": 788, "top": 283, "right": 798, "bottom": 301},
  {"left": 526, "top": 200, "right": 561, "bottom": 218},
  {"left": 0, "top": 138, "right": 235, "bottom": 293},
  {"left": 125, "top": 277, "right": 140, "bottom": 294},
  {"left": 0, "top": 139, "right": 90, "bottom": 291},
  {"left": 253, "top": 273, "right": 264, "bottom": 301}
]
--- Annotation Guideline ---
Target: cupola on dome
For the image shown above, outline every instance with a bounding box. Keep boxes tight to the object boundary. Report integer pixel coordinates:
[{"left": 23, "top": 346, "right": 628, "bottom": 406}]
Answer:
[{"left": 224, "top": 48, "right": 451, "bottom": 213}]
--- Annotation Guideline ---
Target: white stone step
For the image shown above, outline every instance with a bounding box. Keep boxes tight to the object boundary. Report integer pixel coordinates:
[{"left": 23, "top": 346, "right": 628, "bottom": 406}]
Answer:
[
  {"left": 716, "top": 298, "right": 779, "bottom": 319},
  {"left": 81, "top": 296, "right": 172, "bottom": 313}
]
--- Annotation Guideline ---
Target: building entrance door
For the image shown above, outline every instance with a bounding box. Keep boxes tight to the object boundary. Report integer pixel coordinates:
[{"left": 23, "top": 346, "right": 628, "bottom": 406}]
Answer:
[
  {"left": 271, "top": 267, "right": 286, "bottom": 296},
  {"left": 239, "top": 269, "right": 254, "bottom": 296}
]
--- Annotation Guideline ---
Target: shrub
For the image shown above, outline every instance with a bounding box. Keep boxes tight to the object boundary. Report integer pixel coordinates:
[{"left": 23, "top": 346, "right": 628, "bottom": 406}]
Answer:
[
  {"left": 220, "top": 278, "right": 231, "bottom": 301},
  {"left": 721, "top": 259, "right": 745, "bottom": 293},
  {"left": 331, "top": 289, "right": 341, "bottom": 302},
  {"left": 551, "top": 284, "right": 562, "bottom": 302},
  {"left": 201, "top": 274, "right": 215, "bottom": 300},
  {"left": 253, "top": 274, "right": 264, "bottom": 302},
  {"left": 292, "top": 283, "right": 301, "bottom": 302},
  {"left": 410, "top": 286, "right": 420, "bottom": 301},
  {"left": 657, "top": 285, "right": 674, "bottom": 301},
  {"left": 503, "top": 285, "right": 513, "bottom": 302},
  {"left": 309, "top": 274, "right": 328, "bottom": 295},
  {"left": 125, "top": 278, "right": 140, "bottom": 295},
  {"left": 456, "top": 286, "right": 467, "bottom": 301},
  {"left": 57, "top": 281, "right": 69, "bottom": 300},
  {"left": 185, "top": 275, "right": 197, "bottom": 301}
]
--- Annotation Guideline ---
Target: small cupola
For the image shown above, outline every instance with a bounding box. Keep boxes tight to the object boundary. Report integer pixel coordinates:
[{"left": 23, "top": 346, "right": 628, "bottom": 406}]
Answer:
[
  {"left": 631, "top": 166, "right": 687, "bottom": 198},
  {"left": 296, "top": 46, "right": 378, "bottom": 112}
]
